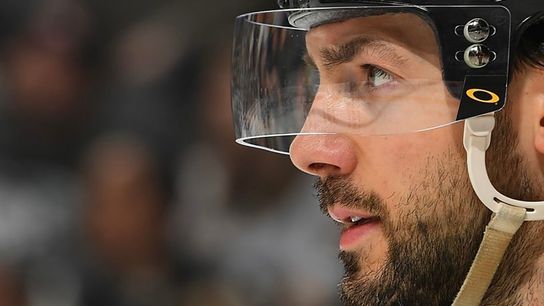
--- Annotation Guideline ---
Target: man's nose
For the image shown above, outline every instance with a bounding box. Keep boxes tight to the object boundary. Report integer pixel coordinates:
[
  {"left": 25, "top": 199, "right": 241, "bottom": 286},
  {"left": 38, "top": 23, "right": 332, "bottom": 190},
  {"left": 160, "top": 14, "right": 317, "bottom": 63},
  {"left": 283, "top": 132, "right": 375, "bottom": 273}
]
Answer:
[{"left": 289, "top": 134, "right": 358, "bottom": 178}]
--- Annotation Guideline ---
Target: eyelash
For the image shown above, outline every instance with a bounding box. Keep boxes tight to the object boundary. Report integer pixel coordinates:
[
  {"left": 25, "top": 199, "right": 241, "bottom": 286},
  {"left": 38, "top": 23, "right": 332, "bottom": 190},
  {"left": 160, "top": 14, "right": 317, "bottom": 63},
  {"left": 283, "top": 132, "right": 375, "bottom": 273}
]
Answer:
[
  {"left": 370, "top": 67, "right": 388, "bottom": 78},
  {"left": 363, "top": 64, "right": 392, "bottom": 82}
]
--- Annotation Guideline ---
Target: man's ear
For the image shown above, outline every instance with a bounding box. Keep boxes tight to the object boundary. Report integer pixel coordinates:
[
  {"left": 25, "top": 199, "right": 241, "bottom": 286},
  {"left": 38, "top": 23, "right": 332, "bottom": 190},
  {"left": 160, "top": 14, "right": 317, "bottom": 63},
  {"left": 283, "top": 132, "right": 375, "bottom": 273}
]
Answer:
[
  {"left": 536, "top": 115, "right": 544, "bottom": 154},
  {"left": 533, "top": 70, "right": 544, "bottom": 154}
]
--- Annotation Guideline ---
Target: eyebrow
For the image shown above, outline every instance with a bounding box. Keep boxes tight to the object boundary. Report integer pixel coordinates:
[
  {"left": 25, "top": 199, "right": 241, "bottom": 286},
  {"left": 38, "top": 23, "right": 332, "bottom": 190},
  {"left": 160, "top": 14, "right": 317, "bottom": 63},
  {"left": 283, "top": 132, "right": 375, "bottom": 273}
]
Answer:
[{"left": 315, "top": 36, "right": 408, "bottom": 70}]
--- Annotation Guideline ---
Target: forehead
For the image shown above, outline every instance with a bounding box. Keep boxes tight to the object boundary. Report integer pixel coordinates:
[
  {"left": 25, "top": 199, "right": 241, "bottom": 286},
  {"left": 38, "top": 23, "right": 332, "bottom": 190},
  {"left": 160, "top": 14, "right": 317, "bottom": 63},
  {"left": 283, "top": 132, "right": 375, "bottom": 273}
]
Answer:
[{"left": 306, "top": 13, "right": 440, "bottom": 60}]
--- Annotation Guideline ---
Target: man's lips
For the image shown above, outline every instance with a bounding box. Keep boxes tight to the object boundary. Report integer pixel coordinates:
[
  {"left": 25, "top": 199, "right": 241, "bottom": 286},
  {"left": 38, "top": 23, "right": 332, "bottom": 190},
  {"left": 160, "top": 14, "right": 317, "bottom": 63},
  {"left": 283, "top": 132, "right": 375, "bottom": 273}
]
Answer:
[
  {"left": 328, "top": 205, "right": 381, "bottom": 250},
  {"left": 328, "top": 206, "right": 375, "bottom": 224}
]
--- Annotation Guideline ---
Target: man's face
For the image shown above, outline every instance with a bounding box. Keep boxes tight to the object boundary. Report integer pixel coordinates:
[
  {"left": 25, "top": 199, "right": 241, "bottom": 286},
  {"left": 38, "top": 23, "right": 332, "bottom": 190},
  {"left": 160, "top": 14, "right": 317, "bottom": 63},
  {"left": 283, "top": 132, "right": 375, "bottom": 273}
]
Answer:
[{"left": 289, "top": 14, "right": 536, "bottom": 305}]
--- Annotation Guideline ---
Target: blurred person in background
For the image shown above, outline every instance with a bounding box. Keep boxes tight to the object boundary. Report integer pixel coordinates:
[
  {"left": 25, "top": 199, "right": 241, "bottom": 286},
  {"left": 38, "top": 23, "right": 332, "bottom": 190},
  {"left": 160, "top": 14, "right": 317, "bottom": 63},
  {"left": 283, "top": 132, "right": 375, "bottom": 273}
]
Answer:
[
  {"left": 0, "top": 0, "right": 99, "bottom": 168},
  {"left": 79, "top": 134, "right": 193, "bottom": 306}
]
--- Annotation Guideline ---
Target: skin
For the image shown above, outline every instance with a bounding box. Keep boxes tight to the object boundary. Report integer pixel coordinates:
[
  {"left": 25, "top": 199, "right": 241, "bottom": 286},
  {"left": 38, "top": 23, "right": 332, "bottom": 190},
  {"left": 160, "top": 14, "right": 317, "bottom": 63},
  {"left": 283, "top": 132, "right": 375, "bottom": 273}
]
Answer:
[{"left": 288, "top": 13, "right": 544, "bottom": 305}]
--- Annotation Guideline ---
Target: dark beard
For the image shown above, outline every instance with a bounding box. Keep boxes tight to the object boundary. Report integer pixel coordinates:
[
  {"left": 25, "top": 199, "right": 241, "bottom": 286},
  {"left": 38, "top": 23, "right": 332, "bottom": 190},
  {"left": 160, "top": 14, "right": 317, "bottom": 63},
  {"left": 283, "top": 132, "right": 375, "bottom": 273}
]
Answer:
[
  {"left": 338, "top": 209, "right": 487, "bottom": 306},
  {"left": 316, "top": 166, "right": 490, "bottom": 306}
]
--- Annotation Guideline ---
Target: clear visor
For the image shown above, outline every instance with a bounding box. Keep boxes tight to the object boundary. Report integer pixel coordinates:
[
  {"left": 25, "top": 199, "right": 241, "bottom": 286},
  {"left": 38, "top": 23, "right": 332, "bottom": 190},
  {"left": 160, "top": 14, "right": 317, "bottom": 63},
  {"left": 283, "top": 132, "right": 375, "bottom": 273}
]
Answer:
[{"left": 232, "top": 7, "right": 509, "bottom": 154}]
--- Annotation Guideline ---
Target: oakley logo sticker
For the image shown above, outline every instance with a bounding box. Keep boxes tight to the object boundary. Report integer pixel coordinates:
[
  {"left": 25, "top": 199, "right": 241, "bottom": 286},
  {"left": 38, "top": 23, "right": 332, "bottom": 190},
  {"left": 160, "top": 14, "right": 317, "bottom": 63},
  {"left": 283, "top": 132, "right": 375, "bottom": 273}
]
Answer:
[
  {"left": 466, "top": 88, "right": 500, "bottom": 104},
  {"left": 456, "top": 75, "right": 506, "bottom": 121}
]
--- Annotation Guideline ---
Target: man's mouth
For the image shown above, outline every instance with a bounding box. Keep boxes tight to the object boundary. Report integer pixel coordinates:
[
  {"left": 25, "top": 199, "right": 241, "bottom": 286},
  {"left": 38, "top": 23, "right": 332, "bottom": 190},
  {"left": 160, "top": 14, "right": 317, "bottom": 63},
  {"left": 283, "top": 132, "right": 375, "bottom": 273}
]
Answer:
[{"left": 328, "top": 205, "right": 381, "bottom": 250}]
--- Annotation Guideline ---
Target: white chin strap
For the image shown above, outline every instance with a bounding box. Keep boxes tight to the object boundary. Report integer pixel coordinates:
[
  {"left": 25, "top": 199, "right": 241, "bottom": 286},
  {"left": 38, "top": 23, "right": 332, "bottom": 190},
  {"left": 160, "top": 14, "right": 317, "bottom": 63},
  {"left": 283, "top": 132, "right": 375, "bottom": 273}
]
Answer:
[
  {"left": 463, "top": 113, "right": 544, "bottom": 220},
  {"left": 453, "top": 113, "right": 544, "bottom": 305}
]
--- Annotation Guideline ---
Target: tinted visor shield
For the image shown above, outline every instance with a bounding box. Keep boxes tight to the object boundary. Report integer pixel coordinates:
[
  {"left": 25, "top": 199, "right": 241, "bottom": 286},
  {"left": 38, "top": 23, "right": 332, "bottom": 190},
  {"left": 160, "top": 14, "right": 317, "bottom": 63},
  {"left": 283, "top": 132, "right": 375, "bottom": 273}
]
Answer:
[{"left": 232, "top": 6, "right": 510, "bottom": 154}]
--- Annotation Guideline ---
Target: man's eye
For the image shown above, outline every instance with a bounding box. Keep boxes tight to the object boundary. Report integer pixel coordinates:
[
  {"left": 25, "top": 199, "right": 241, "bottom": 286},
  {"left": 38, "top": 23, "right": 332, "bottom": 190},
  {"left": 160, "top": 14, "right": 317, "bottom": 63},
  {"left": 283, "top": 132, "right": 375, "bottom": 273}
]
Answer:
[{"left": 367, "top": 65, "right": 394, "bottom": 88}]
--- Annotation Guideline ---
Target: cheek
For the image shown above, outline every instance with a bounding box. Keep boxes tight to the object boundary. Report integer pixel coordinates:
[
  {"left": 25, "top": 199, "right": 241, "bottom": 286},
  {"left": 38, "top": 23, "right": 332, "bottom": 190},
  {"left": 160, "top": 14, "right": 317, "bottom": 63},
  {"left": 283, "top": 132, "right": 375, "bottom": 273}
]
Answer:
[{"left": 352, "top": 127, "right": 462, "bottom": 194}]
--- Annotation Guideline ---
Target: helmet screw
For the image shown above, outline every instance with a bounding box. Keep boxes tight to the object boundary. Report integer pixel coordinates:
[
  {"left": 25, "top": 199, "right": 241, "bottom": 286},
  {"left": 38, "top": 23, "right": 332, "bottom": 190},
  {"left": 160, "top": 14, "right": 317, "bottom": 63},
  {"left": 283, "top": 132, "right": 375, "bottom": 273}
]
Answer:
[
  {"left": 464, "top": 18, "right": 491, "bottom": 43},
  {"left": 464, "top": 44, "right": 493, "bottom": 69}
]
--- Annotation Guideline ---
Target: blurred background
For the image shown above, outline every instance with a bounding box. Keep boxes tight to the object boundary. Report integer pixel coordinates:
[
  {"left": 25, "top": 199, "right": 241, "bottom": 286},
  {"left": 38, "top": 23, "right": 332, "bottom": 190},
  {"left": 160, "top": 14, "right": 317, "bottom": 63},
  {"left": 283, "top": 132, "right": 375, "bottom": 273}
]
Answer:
[{"left": 0, "top": 0, "right": 342, "bottom": 305}]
